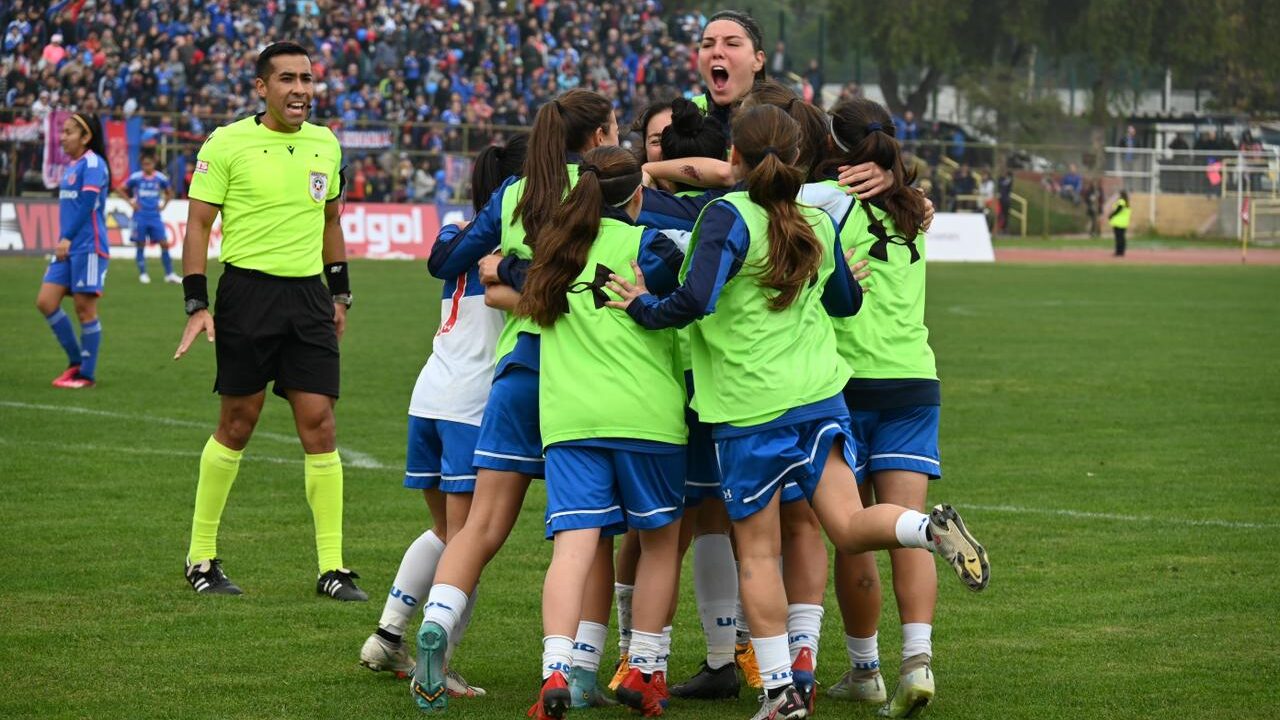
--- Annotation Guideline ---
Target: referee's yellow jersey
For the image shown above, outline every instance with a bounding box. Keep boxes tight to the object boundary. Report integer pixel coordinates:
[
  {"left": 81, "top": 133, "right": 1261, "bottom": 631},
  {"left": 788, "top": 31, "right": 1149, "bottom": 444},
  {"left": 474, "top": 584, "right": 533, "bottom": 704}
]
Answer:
[{"left": 189, "top": 114, "right": 342, "bottom": 277}]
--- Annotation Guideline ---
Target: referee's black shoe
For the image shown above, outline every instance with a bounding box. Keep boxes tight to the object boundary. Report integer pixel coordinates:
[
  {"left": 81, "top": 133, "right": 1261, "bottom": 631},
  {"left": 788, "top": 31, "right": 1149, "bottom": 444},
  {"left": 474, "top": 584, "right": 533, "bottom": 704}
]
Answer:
[
  {"left": 317, "top": 568, "right": 369, "bottom": 601},
  {"left": 670, "top": 660, "right": 740, "bottom": 700},
  {"left": 185, "top": 558, "right": 243, "bottom": 595}
]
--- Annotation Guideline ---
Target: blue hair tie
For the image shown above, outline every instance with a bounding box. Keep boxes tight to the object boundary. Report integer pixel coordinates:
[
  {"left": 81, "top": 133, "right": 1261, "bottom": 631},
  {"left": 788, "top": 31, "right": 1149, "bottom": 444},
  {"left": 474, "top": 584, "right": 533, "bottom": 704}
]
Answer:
[{"left": 866, "top": 122, "right": 883, "bottom": 132}]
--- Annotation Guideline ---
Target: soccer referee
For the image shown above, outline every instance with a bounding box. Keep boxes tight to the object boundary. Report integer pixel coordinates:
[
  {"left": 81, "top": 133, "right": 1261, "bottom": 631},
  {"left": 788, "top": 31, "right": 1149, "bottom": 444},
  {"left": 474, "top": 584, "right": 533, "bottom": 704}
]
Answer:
[{"left": 174, "top": 41, "right": 365, "bottom": 601}]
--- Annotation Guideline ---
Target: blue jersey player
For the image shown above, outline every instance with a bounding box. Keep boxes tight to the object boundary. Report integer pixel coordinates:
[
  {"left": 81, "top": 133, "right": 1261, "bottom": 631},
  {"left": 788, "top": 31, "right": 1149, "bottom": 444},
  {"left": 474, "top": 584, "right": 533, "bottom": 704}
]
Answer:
[
  {"left": 35, "top": 113, "right": 111, "bottom": 388},
  {"left": 123, "top": 152, "right": 176, "bottom": 283}
]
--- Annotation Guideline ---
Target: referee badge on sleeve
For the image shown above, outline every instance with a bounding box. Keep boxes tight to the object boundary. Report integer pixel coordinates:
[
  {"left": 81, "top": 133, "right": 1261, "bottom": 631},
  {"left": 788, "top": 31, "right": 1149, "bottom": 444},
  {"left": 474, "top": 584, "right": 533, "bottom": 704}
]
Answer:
[{"left": 309, "top": 171, "right": 329, "bottom": 203}]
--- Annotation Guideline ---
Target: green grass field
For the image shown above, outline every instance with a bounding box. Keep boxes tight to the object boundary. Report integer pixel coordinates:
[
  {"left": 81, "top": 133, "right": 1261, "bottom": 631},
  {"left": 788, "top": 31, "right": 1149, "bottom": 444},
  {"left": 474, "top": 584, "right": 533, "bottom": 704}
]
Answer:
[{"left": 1, "top": 257, "right": 1278, "bottom": 719}]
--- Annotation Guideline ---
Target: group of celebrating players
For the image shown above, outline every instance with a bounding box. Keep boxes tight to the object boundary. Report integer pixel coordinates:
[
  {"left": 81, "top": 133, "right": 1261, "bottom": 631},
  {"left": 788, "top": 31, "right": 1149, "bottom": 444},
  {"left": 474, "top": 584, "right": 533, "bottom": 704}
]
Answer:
[
  {"left": 34, "top": 11, "right": 990, "bottom": 720},
  {"left": 359, "top": 10, "right": 989, "bottom": 720}
]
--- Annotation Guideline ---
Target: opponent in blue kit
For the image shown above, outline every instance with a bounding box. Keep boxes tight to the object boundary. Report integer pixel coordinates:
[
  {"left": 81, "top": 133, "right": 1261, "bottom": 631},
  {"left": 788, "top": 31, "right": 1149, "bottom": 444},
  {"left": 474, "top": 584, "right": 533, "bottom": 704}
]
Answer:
[
  {"left": 122, "top": 151, "right": 177, "bottom": 284},
  {"left": 36, "top": 112, "right": 110, "bottom": 389}
]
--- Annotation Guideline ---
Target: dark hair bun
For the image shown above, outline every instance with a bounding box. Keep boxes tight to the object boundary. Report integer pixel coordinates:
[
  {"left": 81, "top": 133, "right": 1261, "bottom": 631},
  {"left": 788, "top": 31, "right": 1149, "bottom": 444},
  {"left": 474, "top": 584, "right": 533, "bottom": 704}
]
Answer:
[{"left": 668, "top": 98, "right": 704, "bottom": 137}]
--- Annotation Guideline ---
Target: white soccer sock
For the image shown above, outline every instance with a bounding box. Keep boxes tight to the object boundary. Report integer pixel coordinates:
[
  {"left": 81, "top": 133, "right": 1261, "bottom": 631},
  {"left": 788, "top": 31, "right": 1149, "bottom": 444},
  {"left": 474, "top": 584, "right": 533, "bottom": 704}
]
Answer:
[
  {"left": 902, "top": 623, "right": 933, "bottom": 660},
  {"left": 628, "top": 629, "right": 663, "bottom": 675},
  {"left": 734, "top": 562, "right": 750, "bottom": 643},
  {"left": 752, "top": 634, "right": 793, "bottom": 691},
  {"left": 421, "top": 583, "right": 469, "bottom": 639},
  {"left": 542, "top": 635, "right": 574, "bottom": 680},
  {"left": 659, "top": 625, "right": 673, "bottom": 673},
  {"left": 445, "top": 585, "right": 479, "bottom": 666},
  {"left": 846, "top": 633, "right": 881, "bottom": 673},
  {"left": 571, "top": 620, "right": 608, "bottom": 673},
  {"left": 693, "top": 533, "right": 738, "bottom": 669},
  {"left": 377, "top": 529, "right": 445, "bottom": 635},
  {"left": 615, "top": 583, "right": 634, "bottom": 654},
  {"left": 894, "top": 510, "right": 932, "bottom": 550},
  {"left": 786, "top": 603, "right": 824, "bottom": 666}
]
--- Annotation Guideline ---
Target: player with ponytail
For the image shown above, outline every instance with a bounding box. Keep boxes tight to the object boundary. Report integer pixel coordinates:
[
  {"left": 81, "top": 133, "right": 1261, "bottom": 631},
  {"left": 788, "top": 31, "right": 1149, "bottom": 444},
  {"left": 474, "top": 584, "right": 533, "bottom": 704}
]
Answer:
[
  {"left": 357, "top": 136, "right": 527, "bottom": 698},
  {"left": 803, "top": 98, "right": 941, "bottom": 718},
  {"left": 609, "top": 104, "right": 992, "bottom": 720},
  {"left": 414, "top": 89, "right": 620, "bottom": 713},
  {"left": 518, "top": 145, "right": 687, "bottom": 719},
  {"left": 37, "top": 112, "right": 110, "bottom": 389}
]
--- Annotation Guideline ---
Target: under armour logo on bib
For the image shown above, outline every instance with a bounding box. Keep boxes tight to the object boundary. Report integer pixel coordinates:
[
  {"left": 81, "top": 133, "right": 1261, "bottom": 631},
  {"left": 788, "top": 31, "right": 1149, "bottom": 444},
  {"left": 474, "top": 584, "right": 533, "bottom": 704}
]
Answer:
[{"left": 567, "top": 262, "right": 618, "bottom": 310}]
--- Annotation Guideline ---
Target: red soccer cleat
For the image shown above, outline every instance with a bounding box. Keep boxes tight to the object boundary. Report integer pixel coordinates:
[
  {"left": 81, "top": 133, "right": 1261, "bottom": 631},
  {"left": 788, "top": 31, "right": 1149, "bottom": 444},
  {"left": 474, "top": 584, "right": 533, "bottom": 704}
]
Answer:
[
  {"left": 51, "top": 365, "right": 81, "bottom": 386},
  {"left": 527, "top": 671, "right": 571, "bottom": 720},
  {"left": 53, "top": 373, "right": 95, "bottom": 389},
  {"left": 616, "top": 667, "right": 666, "bottom": 716},
  {"left": 792, "top": 646, "right": 817, "bottom": 715}
]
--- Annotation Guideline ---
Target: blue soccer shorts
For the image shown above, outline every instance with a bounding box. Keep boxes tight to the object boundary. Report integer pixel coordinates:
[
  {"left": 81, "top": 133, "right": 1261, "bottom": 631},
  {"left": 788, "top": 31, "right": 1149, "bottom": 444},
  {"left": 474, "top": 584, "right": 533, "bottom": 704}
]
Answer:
[
  {"left": 133, "top": 216, "right": 168, "bottom": 245},
  {"left": 714, "top": 416, "right": 857, "bottom": 521},
  {"left": 848, "top": 405, "right": 942, "bottom": 483},
  {"left": 473, "top": 365, "right": 544, "bottom": 477},
  {"left": 543, "top": 442, "right": 685, "bottom": 539},
  {"left": 404, "top": 415, "right": 481, "bottom": 493},
  {"left": 43, "top": 252, "right": 108, "bottom": 295}
]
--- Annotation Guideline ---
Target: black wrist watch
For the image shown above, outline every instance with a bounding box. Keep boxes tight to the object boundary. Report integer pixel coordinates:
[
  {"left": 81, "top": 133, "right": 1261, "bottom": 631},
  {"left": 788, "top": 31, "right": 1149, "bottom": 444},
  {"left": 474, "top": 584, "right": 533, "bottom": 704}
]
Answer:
[
  {"left": 332, "top": 293, "right": 353, "bottom": 308},
  {"left": 185, "top": 298, "right": 209, "bottom": 316}
]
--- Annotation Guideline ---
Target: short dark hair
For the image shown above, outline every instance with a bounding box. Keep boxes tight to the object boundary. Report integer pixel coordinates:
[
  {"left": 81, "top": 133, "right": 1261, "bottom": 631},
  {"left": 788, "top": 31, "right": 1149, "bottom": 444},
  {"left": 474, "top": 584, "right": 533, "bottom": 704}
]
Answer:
[{"left": 255, "top": 41, "right": 311, "bottom": 80}]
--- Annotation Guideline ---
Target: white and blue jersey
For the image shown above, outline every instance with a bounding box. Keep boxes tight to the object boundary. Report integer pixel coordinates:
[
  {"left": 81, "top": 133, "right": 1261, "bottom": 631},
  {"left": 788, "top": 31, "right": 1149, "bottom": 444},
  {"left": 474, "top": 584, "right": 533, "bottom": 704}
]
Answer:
[
  {"left": 58, "top": 151, "right": 109, "bottom": 257},
  {"left": 405, "top": 224, "right": 506, "bottom": 492},
  {"left": 125, "top": 170, "right": 170, "bottom": 244}
]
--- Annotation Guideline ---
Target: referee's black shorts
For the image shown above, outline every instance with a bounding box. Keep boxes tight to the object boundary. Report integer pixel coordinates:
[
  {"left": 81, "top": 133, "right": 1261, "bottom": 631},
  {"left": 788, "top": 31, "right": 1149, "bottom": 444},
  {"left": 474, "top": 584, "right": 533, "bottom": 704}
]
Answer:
[{"left": 213, "top": 263, "right": 340, "bottom": 399}]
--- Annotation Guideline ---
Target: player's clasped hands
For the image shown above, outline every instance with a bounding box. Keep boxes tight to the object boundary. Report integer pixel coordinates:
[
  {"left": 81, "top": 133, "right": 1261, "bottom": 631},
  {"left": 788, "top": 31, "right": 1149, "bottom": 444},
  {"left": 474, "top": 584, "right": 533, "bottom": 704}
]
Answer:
[
  {"left": 604, "top": 260, "right": 648, "bottom": 311},
  {"left": 478, "top": 251, "right": 502, "bottom": 285},
  {"left": 174, "top": 311, "right": 215, "bottom": 360}
]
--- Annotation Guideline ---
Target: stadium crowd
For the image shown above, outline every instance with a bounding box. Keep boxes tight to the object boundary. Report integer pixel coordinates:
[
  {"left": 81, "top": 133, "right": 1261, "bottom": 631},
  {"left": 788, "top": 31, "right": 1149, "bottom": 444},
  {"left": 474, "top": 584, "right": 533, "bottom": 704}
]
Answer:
[{"left": 2, "top": 0, "right": 711, "bottom": 133}]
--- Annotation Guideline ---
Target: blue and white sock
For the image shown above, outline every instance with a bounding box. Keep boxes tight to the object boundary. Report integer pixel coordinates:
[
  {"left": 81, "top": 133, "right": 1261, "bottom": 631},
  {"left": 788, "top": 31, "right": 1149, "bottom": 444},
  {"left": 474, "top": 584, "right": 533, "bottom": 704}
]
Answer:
[
  {"left": 160, "top": 246, "right": 174, "bottom": 276},
  {"left": 846, "top": 633, "right": 880, "bottom": 674},
  {"left": 542, "top": 635, "right": 574, "bottom": 680},
  {"left": 628, "top": 629, "right": 662, "bottom": 675},
  {"left": 45, "top": 309, "right": 81, "bottom": 366},
  {"left": 79, "top": 319, "right": 101, "bottom": 380},
  {"left": 135, "top": 244, "right": 147, "bottom": 276},
  {"left": 571, "top": 620, "right": 607, "bottom": 673}
]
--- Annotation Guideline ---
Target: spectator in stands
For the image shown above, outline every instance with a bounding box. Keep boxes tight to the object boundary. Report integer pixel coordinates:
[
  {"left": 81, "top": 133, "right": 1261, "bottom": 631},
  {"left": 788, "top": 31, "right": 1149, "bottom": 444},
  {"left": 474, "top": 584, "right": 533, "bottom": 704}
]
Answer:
[
  {"left": 1083, "top": 181, "right": 1102, "bottom": 237},
  {"left": 997, "top": 170, "right": 1014, "bottom": 234},
  {"left": 1059, "top": 164, "right": 1083, "bottom": 204},
  {"left": 951, "top": 163, "right": 977, "bottom": 212}
]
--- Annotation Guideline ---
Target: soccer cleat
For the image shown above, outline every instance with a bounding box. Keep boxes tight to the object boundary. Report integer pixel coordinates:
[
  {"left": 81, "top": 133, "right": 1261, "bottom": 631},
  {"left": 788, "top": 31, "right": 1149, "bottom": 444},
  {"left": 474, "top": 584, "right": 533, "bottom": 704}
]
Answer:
[
  {"left": 827, "top": 669, "right": 887, "bottom": 703},
  {"left": 607, "top": 653, "right": 631, "bottom": 691},
  {"left": 184, "top": 558, "right": 242, "bottom": 595},
  {"left": 164, "top": 273, "right": 183, "bottom": 284},
  {"left": 928, "top": 504, "right": 990, "bottom": 591},
  {"left": 749, "top": 685, "right": 809, "bottom": 720},
  {"left": 736, "top": 641, "right": 763, "bottom": 689},
  {"left": 654, "top": 670, "right": 669, "bottom": 708},
  {"left": 615, "top": 667, "right": 665, "bottom": 716},
  {"left": 670, "top": 660, "right": 741, "bottom": 699},
  {"left": 52, "top": 373, "right": 95, "bottom": 389},
  {"left": 316, "top": 568, "right": 368, "bottom": 601},
  {"left": 412, "top": 621, "right": 449, "bottom": 712},
  {"left": 527, "top": 671, "right": 571, "bottom": 720},
  {"left": 791, "top": 647, "right": 817, "bottom": 715},
  {"left": 569, "top": 666, "right": 616, "bottom": 707},
  {"left": 51, "top": 365, "right": 81, "bottom": 386},
  {"left": 139, "top": 273, "right": 151, "bottom": 284},
  {"left": 446, "top": 667, "right": 487, "bottom": 698},
  {"left": 878, "top": 657, "right": 934, "bottom": 718},
  {"left": 359, "top": 632, "right": 414, "bottom": 678}
]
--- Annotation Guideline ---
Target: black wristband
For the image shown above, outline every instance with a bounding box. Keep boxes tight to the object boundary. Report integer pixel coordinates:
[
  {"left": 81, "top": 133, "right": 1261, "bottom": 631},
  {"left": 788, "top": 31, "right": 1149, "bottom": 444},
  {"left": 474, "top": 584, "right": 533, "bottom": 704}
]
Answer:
[
  {"left": 324, "top": 261, "right": 350, "bottom": 295},
  {"left": 182, "top": 273, "right": 208, "bottom": 304}
]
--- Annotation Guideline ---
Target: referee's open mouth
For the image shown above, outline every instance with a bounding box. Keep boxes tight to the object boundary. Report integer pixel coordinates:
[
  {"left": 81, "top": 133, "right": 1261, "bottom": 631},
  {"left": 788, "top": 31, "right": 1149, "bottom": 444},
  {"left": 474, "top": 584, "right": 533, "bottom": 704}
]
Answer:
[{"left": 285, "top": 100, "right": 309, "bottom": 120}]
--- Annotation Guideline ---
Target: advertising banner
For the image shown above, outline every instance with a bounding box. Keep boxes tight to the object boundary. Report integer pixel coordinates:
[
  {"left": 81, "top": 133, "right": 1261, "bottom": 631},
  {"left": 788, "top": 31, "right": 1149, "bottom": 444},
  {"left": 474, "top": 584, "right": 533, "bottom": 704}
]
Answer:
[
  {"left": 42, "top": 110, "right": 73, "bottom": 190},
  {"left": 104, "top": 120, "right": 130, "bottom": 191},
  {"left": 0, "top": 198, "right": 471, "bottom": 260},
  {"left": 925, "top": 213, "right": 996, "bottom": 262}
]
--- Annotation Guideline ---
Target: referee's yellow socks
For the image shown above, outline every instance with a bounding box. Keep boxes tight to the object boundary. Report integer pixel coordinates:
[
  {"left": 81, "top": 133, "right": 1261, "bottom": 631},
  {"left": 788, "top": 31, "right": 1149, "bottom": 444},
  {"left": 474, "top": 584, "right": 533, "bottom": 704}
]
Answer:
[
  {"left": 304, "top": 450, "right": 345, "bottom": 573},
  {"left": 187, "top": 436, "right": 242, "bottom": 563}
]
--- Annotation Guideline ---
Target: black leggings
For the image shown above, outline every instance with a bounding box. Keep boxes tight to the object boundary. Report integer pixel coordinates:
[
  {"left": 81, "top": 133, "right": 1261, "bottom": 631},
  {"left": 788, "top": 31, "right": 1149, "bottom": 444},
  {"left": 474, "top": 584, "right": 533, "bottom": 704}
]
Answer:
[{"left": 1113, "top": 227, "right": 1126, "bottom": 257}]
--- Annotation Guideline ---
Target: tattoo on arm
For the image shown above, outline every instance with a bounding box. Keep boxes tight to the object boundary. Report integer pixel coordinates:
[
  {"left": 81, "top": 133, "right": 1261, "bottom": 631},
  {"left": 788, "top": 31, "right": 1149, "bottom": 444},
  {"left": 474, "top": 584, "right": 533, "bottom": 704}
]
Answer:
[{"left": 679, "top": 164, "right": 702, "bottom": 181}]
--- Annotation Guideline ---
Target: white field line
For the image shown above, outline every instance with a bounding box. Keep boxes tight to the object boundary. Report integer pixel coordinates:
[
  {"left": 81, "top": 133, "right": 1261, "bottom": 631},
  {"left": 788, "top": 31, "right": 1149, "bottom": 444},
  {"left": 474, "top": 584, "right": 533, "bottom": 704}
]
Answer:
[
  {"left": 0, "top": 400, "right": 392, "bottom": 470},
  {"left": 966, "top": 503, "right": 1280, "bottom": 531}
]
